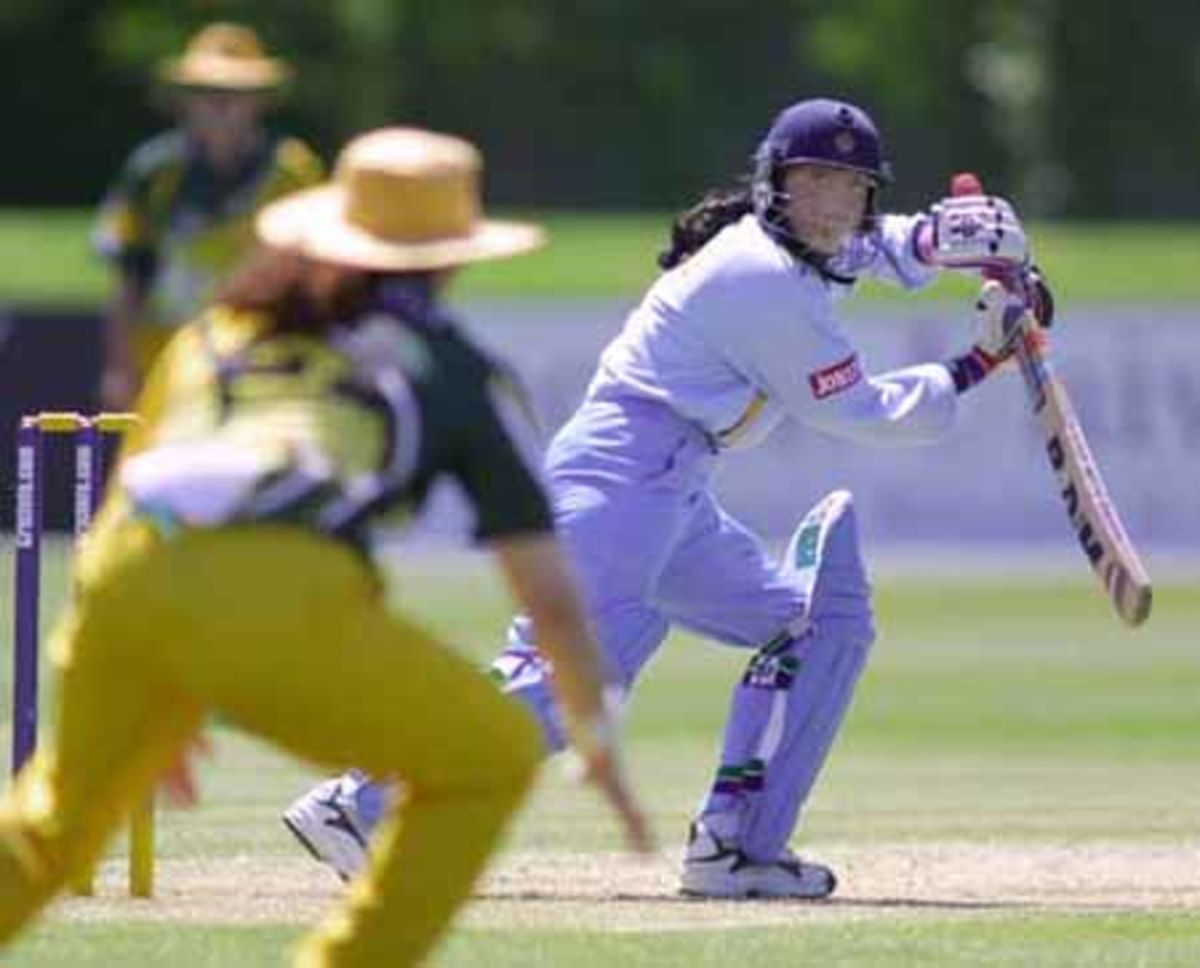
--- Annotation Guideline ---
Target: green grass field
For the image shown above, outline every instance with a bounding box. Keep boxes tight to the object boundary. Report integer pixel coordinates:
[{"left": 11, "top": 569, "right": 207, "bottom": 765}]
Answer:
[
  {"left": 1, "top": 541, "right": 1197, "bottom": 966},
  {"left": 3, "top": 209, "right": 1200, "bottom": 306}
]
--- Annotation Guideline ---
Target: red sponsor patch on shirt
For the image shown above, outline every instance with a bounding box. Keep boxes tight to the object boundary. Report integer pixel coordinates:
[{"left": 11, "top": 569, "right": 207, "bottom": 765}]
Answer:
[{"left": 808, "top": 355, "right": 863, "bottom": 399}]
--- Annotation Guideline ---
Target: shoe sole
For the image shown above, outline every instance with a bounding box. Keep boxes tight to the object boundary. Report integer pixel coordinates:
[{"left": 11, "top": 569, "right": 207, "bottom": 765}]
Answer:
[
  {"left": 679, "top": 888, "right": 834, "bottom": 900},
  {"left": 678, "top": 871, "right": 837, "bottom": 901}
]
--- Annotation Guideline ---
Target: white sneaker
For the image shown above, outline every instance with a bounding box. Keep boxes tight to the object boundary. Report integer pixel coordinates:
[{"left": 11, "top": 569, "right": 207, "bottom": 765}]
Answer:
[
  {"left": 282, "top": 777, "right": 370, "bottom": 882},
  {"left": 679, "top": 820, "right": 836, "bottom": 899}
]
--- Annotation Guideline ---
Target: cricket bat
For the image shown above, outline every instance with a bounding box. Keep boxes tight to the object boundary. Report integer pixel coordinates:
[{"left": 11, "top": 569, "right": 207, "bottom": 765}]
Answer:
[{"left": 952, "top": 173, "right": 1153, "bottom": 626}]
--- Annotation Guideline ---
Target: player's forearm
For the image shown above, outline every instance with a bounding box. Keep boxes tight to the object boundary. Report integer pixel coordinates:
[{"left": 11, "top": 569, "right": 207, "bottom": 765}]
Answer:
[
  {"left": 100, "top": 275, "right": 149, "bottom": 408},
  {"left": 868, "top": 213, "right": 941, "bottom": 290},
  {"left": 523, "top": 588, "right": 608, "bottom": 727},
  {"left": 104, "top": 276, "right": 147, "bottom": 365},
  {"left": 492, "top": 533, "right": 650, "bottom": 852},
  {"left": 491, "top": 535, "right": 610, "bottom": 732}
]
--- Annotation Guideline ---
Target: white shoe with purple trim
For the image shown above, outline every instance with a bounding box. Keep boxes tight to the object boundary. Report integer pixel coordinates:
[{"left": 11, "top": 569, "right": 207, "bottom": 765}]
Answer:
[
  {"left": 282, "top": 777, "right": 370, "bottom": 882},
  {"left": 679, "top": 819, "right": 836, "bottom": 899}
]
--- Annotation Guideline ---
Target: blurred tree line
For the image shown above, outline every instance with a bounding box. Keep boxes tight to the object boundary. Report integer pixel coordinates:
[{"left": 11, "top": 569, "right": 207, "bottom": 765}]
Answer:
[{"left": 2, "top": 0, "right": 1197, "bottom": 216}]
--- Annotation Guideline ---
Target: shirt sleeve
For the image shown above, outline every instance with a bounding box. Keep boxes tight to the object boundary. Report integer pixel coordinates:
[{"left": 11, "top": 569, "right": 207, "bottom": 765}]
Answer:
[
  {"left": 838, "top": 213, "right": 938, "bottom": 291},
  {"left": 716, "top": 279, "right": 957, "bottom": 447},
  {"left": 801, "top": 362, "right": 957, "bottom": 445},
  {"left": 454, "top": 368, "right": 554, "bottom": 542},
  {"left": 91, "top": 146, "right": 163, "bottom": 281}
]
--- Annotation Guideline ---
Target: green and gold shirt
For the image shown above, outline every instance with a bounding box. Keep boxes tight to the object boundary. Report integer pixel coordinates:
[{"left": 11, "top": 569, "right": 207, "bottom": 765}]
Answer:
[
  {"left": 93, "top": 130, "right": 324, "bottom": 328},
  {"left": 129, "top": 298, "right": 552, "bottom": 551}
]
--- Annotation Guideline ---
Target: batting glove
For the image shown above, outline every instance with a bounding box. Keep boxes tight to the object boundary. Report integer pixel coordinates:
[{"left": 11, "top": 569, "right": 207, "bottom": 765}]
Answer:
[
  {"left": 973, "top": 279, "right": 1031, "bottom": 360},
  {"left": 947, "top": 279, "right": 1042, "bottom": 394},
  {"left": 920, "top": 193, "right": 1029, "bottom": 271}
]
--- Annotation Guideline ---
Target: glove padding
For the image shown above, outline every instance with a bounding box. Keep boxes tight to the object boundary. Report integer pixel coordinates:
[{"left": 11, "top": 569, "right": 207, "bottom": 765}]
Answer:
[
  {"left": 925, "top": 194, "right": 1029, "bottom": 271},
  {"left": 973, "top": 279, "right": 1032, "bottom": 362}
]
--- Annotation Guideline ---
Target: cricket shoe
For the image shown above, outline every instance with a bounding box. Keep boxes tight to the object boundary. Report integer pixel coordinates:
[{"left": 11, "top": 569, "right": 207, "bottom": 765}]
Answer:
[
  {"left": 282, "top": 777, "right": 370, "bottom": 882},
  {"left": 678, "top": 820, "right": 836, "bottom": 899}
]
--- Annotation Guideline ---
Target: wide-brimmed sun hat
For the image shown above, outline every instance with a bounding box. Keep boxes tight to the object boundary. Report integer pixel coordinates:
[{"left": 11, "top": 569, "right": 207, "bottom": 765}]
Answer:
[
  {"left": 160, "top": 22, "right": 291, "bottom": 91},
  {"left": 256, "top": 127, "right": 545, "bottom": 271}
]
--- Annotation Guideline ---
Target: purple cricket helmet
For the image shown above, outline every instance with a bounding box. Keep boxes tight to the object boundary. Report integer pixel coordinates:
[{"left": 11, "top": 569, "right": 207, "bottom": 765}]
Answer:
[
  {"left": 752, "top": 98, "right": 892, "bottom": 246},
  {"left": 758, "top": 98, "right": 891, "bottom": 183}
]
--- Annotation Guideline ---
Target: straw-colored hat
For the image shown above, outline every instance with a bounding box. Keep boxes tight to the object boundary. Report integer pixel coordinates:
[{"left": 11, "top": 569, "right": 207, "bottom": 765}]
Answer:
[
  {"left": 257, "top": 127, "right": 545, "bottom": 271},
  {"left": 160, "top": 23, "right": 291, "bottom": 91}
]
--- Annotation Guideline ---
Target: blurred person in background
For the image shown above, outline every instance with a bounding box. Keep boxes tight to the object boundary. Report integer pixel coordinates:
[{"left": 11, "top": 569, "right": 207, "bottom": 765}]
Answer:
[
  {"left": 0, "top": 126, "right": 649, "bottom": 967},
  {"left": 286, "top": 97, "right": 1050, "bottom": 901},
  {"left": 93, "top": 21, "right": 323, "bottom": 408}
]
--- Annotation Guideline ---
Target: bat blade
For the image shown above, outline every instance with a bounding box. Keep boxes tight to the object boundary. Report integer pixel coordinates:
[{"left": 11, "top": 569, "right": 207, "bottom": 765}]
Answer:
[{"left": 1013, "top": 326, "right": 1153, "bottom": 626}]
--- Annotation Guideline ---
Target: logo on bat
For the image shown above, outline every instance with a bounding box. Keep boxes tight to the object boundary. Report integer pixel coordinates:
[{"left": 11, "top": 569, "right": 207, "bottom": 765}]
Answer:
[{"left": 1048, "top": 434, "right": 1105, "bottom": 565}]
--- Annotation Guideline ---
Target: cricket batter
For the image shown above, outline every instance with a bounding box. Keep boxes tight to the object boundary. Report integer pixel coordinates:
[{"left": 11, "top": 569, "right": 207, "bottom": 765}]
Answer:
[
  {"left": 287, "top": 98, "right": 1048, "bottom": 897},
  {"left": 0, "top": 127, "right": 648, "bottom": 966},
  {"left": 93, "top": 21, "right": 324, "bottom": 408}
]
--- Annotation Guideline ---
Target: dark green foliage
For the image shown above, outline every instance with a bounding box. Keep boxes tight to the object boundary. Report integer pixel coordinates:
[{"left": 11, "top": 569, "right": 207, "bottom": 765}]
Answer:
[{"left": 0, "top": 1, "right": 1197, "bottom": 215}]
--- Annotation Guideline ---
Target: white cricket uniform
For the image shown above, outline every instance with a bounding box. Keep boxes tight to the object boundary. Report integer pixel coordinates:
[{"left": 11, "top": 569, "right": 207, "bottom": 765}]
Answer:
[
  {"left": 321, "top": 211, "right": 962, "bottom": 874},
  {"left": 499, "top": 211, "right": 952, "bottom": 707}
]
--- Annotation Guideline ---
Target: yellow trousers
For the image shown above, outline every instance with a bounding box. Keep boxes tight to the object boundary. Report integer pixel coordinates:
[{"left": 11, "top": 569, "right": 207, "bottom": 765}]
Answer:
[{"left": 0, "top": 520, "right": 541, "bottom": 966}]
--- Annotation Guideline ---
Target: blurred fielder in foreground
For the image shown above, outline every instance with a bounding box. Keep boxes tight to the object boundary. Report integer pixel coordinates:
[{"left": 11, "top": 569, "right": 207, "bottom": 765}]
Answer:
[
  {"left": 0, "top": 127, "right": 649, "bottom": 966},
  {"left": 289, "top": 97, "right": 1047, "bottom": 899},
  {"left": 93, "top": 21, "right": 323, "bottom": 408}
]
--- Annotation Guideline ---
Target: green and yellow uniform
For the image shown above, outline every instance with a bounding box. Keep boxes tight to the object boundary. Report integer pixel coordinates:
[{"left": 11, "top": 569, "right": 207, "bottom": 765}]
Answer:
[
  {"left": 93, "top": 131, "right": 324, "bottom": 368},
  {"left": 0, "top": 293, "right": 549, "bottom": 966}
]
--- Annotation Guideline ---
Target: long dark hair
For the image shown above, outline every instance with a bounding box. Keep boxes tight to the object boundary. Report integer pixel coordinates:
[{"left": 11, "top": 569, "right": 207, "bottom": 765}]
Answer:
[
  {"left": 658, "top": 184, "right": 754, "bottom": 270},
  {"left": 216, "top": 247, "right": 381, "bottom": 336}
]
